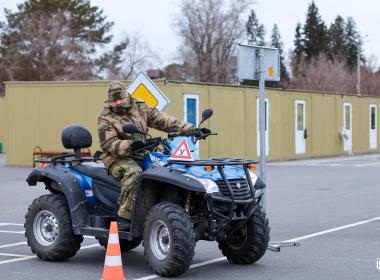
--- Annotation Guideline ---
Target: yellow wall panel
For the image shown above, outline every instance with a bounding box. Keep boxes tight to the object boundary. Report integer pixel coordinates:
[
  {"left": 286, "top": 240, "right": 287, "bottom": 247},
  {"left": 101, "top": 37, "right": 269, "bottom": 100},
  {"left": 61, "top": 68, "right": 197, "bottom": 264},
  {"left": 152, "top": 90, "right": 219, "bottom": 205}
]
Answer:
[{"left": 3, "top": 81, "right": 380, "bottom": 166}]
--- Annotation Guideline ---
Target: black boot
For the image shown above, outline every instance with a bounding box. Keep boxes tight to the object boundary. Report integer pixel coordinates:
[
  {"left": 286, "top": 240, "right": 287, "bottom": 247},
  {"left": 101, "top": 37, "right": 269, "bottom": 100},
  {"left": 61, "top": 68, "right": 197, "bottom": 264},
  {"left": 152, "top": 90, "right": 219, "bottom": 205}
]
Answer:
[{"left": 116, "top": 216, "right": 131, "bottom": 231}]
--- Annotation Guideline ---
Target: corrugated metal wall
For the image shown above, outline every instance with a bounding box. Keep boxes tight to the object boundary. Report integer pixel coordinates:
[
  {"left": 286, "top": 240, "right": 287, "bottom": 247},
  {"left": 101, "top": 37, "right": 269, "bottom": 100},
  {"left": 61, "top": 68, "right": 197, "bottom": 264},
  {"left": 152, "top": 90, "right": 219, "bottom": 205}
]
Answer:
[{"left": 3, "top": 81, "right": 380, "bottom": 166}]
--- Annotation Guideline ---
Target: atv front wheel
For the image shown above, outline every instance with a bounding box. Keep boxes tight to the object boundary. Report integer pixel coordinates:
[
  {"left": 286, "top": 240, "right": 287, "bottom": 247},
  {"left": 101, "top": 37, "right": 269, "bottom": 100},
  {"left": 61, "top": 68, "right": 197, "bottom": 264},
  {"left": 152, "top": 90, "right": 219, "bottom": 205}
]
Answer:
[
  {"left": 24, "top": 194, "right": 83, "bottom": 261},
  {"left": 143, "top": 202, "right": 195, "bottom": 277},
  {"left": 97, "top": 236, "right": 142, "bottom": 252},
  {"left": 218, "top": 206, "right": 270, "bottom": 264}
]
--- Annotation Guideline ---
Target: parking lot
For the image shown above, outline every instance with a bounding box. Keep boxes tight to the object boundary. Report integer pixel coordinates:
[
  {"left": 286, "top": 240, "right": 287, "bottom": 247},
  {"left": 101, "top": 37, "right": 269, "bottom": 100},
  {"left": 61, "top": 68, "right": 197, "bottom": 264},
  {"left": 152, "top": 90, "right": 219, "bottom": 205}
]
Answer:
[{"left": 0, "top": 154, "right": 380, "bottom": 279}]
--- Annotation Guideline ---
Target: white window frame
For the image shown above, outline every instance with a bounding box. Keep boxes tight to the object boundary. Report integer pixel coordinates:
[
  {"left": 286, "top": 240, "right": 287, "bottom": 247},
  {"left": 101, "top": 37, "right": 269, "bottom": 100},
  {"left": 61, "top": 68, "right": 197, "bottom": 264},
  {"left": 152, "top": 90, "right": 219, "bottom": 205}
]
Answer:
[
  {"left": 369, "top": 104, "right": 377, "bottom": 149},
  {"left": 295, "top": 100, "right": 306, "bottom": 154},
  {"left": 183, "top": 94, "right": 199, "bottom": 126}
]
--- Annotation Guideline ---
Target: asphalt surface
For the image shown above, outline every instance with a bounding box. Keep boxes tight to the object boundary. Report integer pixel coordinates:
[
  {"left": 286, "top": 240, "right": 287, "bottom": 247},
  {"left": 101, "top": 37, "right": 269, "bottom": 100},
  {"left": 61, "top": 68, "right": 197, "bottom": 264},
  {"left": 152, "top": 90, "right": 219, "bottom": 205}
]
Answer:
[{"left": 0, "top": 154, "right": 380, "bottom": 279}]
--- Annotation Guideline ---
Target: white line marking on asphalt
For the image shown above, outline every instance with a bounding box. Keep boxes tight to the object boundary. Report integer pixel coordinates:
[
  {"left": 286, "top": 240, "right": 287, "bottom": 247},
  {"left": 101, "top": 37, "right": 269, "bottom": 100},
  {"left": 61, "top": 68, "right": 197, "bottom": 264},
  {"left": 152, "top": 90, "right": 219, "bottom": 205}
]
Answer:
[
  {"left": 0, "top": 253, "right": 32, "bottom": 258},
  {"left": 354, "top": 162, "right": 380, "bottom": 167},
  {"left": 133, "top": 216, "right": 380, "bottom": 280},
  {"left": 284, "top": 216, "right": 380, "bottom": 242},
  {"left": 0, "top": 255, "right": 35, "bottom": 265},
  {"left": 0, "top": 230, "right": 25, "bottom": 234},
  {"left": 0, "top": 243, "right": 100, "bottom": 265},
  {"left": 84, "top": 235, "right": 95, "bottom": 239},
  {"left": 189, "top": 257, "right": 227, "bottom": 268},
  {"left": 0, "top": 242, "right": 27, "bottom": 249},
  {"left": 134, "top": 257, "right": 228, "bottom": 280},
  {"left": 0, "top": 223, "right": 23, "bottom": 227}
]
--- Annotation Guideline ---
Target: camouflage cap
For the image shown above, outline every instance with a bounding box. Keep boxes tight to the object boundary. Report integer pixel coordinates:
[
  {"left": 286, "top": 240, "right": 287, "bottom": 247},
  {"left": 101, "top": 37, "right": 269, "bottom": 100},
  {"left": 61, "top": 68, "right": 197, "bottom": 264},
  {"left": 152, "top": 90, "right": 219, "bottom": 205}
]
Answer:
[
  {"left": 108, "top": 81, "right": 127, "bottom": 101},
  {"left": 107, "top": 81, "right": 131, "bottom": 109}
]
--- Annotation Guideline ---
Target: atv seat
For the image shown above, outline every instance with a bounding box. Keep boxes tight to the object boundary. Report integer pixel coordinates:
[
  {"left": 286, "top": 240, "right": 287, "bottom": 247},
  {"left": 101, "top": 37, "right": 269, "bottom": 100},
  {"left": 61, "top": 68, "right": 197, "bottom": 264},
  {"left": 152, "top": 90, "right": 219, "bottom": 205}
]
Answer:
[{"left": 71, "top": 165, "right": 121, "bottom": 188}]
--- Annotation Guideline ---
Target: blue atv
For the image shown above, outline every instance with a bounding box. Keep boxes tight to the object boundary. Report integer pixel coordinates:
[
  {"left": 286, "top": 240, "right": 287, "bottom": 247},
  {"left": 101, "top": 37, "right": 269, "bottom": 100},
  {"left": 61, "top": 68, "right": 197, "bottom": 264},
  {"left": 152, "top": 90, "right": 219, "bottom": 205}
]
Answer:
[{"left": 24, "top": 109, "right": 270, "bottom": 277}]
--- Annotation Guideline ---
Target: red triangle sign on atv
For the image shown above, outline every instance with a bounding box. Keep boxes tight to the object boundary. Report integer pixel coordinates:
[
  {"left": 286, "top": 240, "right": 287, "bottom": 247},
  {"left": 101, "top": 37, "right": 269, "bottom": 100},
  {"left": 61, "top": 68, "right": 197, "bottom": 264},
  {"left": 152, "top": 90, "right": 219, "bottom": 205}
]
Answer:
[{"left": 169, "top": 139, "right": 194, "bottom": 161}]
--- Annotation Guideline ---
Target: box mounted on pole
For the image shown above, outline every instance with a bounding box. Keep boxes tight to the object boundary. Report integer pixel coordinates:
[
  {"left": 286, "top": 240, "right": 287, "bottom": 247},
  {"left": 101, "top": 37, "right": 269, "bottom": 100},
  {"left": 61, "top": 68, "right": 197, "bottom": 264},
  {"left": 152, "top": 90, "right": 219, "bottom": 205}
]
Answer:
[{"left": 237, "top": 44, "right": 281, "bottom": 82}]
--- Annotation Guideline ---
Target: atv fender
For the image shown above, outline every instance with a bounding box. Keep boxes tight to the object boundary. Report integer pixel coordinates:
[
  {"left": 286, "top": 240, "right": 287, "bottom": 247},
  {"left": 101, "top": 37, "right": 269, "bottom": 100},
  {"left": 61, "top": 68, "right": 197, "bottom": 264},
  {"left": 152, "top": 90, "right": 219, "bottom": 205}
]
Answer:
[
  {"left": 26, "top": 167, "right": 88, "bottom": 234},
  {"left": 140, "top": 167, "right": 205, "bottom": 193}
]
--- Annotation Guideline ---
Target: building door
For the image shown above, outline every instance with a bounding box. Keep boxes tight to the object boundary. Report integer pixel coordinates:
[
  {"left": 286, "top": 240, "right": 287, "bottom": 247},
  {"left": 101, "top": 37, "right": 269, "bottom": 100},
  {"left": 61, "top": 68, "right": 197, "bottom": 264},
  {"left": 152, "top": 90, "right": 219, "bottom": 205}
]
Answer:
[
  {"left": 256, "top": 98, "right": 269, "bottom": 156},
  {"left": 369, "top": 104, "right": 377, "bottom": 149},
  {"left": 343, "top": 103, "right": 352, "bottom": 152},
  {"left": 295, "top": 100, "right": 306, "bottom": 154}
]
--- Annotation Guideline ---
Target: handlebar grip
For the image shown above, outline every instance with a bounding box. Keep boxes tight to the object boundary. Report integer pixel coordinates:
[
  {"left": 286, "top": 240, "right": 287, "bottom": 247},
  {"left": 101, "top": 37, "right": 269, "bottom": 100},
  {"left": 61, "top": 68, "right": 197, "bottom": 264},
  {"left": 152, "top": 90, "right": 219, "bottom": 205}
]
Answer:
[{"left": 168, "top": 132, "right": 180, "bottom": 138}]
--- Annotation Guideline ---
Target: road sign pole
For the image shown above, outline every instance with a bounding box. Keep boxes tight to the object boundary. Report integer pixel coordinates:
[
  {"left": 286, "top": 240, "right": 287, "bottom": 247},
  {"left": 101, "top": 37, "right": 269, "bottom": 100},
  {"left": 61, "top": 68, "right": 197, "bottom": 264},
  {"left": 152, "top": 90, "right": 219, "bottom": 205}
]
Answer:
[{"left": 258, "top": 48, "right": 267, "bottom": 211}]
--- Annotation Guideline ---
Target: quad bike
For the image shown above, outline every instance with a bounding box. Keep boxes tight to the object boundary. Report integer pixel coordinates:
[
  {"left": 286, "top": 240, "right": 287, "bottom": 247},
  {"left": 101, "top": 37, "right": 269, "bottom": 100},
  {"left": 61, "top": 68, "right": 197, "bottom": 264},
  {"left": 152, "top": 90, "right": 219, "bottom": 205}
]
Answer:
[{"left": 24, "top": 109, "right": 270, "bottom": 277}]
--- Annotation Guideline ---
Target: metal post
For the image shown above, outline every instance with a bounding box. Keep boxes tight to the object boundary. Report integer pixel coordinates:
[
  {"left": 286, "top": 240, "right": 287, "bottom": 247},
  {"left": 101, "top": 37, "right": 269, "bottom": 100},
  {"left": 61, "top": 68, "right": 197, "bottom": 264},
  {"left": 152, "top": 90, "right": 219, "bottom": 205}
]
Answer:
[{"left": 258, "top": 48, "right": 267, "bottom": 210}]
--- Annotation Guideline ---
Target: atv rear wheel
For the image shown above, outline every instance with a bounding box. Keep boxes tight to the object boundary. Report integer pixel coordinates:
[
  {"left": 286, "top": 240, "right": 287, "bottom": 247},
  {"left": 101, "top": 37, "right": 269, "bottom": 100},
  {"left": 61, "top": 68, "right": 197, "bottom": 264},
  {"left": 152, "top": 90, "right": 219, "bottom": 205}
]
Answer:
[
  {"left": 24, "top": 194, "right": 83, "bottom": 261},
  {"left": 218, "top": 206, "right": 270, "bottom": 264},
  {"left": 97, "top": 236, "right": 142, "bottom": 252},
  {"left": 143, "top": 202, "right": 195, "bottom": 277}
]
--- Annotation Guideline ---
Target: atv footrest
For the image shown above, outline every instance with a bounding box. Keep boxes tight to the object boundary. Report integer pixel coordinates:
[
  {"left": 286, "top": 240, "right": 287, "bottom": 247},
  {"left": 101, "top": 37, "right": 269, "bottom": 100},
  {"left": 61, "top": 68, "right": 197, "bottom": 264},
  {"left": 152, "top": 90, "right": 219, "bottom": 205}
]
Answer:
[{"left": 78, "top": 227, "right": 130, "bottom": 239}]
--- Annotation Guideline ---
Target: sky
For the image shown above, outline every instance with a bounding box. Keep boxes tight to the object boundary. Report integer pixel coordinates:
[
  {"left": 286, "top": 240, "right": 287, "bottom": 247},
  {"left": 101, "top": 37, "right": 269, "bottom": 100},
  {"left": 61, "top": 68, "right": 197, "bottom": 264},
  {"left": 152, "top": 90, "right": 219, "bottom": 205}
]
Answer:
[{"left": 0, "top": 0, "right": 379, "bottom": 68}]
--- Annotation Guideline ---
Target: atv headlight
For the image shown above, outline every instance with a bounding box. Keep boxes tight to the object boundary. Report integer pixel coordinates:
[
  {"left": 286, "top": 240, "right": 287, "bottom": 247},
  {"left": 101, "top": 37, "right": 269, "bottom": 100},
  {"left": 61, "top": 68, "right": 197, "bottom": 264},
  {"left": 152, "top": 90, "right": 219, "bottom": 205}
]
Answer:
[
  {"left": 249, "top": 171, "right": 258, "bottom": 185},
  {"left": 183, "top": 173, "right": 219, "bottom": 193},
  {"left": 197, "top": 178, "right": 219, "bottom": 194}
]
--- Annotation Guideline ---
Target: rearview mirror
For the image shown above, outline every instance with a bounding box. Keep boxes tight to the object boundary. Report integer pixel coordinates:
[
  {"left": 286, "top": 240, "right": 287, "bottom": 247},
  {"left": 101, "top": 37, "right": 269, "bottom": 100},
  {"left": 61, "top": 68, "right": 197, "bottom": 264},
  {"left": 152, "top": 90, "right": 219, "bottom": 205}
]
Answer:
[
  {"left": 199, "top": 108, "right": 213, "bottom": 127},
  {"left": 122, "top": 123, "right": 143, "bottom": 134}
]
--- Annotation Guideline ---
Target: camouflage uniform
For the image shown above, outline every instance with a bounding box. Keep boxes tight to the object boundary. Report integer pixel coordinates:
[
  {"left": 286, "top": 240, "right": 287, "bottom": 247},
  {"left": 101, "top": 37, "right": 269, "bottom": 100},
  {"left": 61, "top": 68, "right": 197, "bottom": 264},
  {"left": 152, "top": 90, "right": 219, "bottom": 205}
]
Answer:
[{"left": 98, "top": 82, "right": 194, "bottom": 219}]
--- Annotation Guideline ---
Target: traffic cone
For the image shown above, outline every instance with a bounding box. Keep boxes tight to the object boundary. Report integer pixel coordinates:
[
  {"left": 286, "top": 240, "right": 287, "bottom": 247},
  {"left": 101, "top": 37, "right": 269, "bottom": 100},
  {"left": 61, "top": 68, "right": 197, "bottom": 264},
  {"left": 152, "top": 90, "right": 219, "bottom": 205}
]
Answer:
[{"left": 101, "top": 221, "right": 126, "bottom": 280}]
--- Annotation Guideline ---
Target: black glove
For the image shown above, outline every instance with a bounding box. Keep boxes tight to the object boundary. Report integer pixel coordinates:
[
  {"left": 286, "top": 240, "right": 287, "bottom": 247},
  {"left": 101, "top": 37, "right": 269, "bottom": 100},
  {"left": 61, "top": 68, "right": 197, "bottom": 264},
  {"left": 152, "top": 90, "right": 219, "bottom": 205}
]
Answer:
[
  {"left": 194, "top": 128, "right": 211, "bottom": 138},
  {"left": 199, "top": 128, "right": 211, "bottom": 134},
  {"left": 130, "top": 140, "right": 146, "bottom": 151}
]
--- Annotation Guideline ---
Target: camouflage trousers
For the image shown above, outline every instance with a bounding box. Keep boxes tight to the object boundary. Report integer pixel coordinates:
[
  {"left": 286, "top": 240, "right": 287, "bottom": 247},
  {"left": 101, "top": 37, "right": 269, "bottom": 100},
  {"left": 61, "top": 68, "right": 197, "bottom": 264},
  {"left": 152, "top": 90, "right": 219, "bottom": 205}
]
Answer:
[{"left": 109, "top": 158, "right": 142, "bottom": 220}]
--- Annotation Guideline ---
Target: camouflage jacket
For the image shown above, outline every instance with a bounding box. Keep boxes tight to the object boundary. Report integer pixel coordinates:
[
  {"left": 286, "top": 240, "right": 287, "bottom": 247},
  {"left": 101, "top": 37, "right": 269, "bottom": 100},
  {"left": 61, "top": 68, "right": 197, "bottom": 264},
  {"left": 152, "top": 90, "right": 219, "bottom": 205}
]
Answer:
[{"left": 98, "top": 98, "right": 195, "bottom": 169}]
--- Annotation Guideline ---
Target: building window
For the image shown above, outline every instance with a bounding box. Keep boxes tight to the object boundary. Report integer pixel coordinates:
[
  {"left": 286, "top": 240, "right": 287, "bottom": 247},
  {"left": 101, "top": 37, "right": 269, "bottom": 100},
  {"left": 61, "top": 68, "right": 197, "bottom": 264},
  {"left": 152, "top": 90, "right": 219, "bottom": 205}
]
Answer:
[
  {"left": 344, "top": 104, "right": 351, "bottom": 130},
  {"left": 184, "top": 94, "right": 199, "bottom": 126},
  {"left": 371, "top": 106, "right": 376, "bottom": 130}
]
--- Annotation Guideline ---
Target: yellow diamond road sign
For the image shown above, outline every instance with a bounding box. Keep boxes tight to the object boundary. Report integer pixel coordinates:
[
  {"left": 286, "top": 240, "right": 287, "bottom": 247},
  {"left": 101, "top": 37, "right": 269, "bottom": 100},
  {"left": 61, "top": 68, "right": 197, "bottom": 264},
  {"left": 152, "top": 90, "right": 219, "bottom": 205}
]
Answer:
[{"left": 127, "top": 71, "right": 170, "bottom": 111}]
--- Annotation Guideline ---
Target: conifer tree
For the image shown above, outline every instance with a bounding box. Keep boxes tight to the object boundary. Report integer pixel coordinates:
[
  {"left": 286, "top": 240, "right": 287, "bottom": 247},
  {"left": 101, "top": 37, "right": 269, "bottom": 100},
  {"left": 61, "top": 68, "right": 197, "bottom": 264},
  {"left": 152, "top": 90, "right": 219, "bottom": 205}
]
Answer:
[
  {"left": 294, "top": 22, "right": 304, "bottom": 60},
  {"left": 345, "top": 16, "right": 362, "bottom": 69},
  {"left": 302, "top": 1, "right": 329, "bottom": 60},
  {"left": 0, "top": 0, "right": 116, "bottom": 85},
  {"left": 246, "top": 9, "right": 265, "bottom": 46},
  {"left": 270, "top": 24, "right": 289, "bottom": 83},
  {"left": 328, "top": 15, "right": 347, "bottom": 62}
]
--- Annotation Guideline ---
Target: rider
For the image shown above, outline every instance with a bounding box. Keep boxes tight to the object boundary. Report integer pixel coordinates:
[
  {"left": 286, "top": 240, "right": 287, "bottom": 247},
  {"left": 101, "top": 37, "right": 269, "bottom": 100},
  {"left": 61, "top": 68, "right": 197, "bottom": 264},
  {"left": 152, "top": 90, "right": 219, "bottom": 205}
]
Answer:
[{"left": 98, "top": 81, "right": 198, "bottom": 225}]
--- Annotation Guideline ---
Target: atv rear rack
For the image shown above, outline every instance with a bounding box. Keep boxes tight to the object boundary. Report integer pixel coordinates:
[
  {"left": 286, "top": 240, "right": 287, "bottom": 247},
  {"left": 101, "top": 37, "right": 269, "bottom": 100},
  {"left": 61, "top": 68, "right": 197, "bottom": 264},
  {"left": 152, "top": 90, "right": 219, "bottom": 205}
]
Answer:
[{"left": 34, "top": 152, "right": 101, "bottom": 166}]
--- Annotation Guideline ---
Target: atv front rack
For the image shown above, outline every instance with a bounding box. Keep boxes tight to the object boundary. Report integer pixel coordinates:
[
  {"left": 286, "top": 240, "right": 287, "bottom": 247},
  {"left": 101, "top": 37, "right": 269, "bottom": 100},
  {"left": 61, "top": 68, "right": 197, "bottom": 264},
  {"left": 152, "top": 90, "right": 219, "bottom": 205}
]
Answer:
[
  {"left": 168, "top": 158, "right": 261, "bottom": 224},
  {"left": 168, "top": 158, "right": 258, "bottom": 166}
]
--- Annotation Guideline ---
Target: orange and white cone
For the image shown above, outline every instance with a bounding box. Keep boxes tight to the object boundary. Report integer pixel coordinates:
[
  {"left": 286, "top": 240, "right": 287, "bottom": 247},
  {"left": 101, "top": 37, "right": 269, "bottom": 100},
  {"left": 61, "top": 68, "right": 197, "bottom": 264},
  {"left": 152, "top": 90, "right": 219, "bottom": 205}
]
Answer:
[{"left": 101, "top": 221, "right": 126, "bottom": 280}]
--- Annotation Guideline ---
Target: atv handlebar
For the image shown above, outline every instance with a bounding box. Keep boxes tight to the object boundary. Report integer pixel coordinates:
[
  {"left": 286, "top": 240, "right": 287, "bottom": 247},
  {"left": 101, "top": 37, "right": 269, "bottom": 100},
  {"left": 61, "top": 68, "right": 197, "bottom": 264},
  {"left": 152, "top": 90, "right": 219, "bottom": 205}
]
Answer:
[
  {"left": 133, "top": 130, "right": 216, "bottom": 153},
  {"left": 167, "top": 131, "right": 217, "bottom": 140}
]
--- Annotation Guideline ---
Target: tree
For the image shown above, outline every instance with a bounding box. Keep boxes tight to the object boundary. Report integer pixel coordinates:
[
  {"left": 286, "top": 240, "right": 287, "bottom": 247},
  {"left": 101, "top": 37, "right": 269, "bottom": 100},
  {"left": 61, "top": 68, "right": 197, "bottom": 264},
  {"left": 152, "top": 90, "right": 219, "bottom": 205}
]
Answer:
[
  {"left": 270, "top": 24, "right": 289, "bottom": 84},
  {"left": 175, "top": 0, "right": 249, "bottom": 83},
  {"left": 290, "top": 54, "right": 356, "bottom": 93},
  {"left": 328, "top": 15, "right": 347, "bottom": 62},
  {"left": 97, "top": 33, "right": 159, "bottom": 80},
  {"left": 302, "top": 1, "right": 329, "bottom": 61},
  {"left": 345, "top": 17, "right": 362, "bottom": 69},
  {"left": 246, "top": 9, "right": 265, "bottom": 46},
  {"left": 294, "top": 23, "right": 304, "bottom": 60},
  {"left": 0, "top": 0, "right": 126, "bottom": 94}
]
